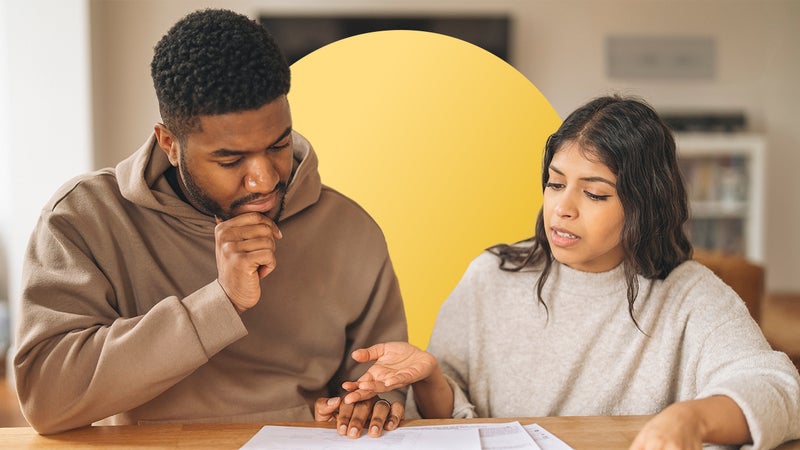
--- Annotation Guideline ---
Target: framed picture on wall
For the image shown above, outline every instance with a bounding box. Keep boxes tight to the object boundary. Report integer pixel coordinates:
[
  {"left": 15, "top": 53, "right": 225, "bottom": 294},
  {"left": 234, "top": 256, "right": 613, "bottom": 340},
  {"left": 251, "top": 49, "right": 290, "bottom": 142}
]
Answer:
[{"left": 259, "top": 14, "right": 512, "bottom": 65}]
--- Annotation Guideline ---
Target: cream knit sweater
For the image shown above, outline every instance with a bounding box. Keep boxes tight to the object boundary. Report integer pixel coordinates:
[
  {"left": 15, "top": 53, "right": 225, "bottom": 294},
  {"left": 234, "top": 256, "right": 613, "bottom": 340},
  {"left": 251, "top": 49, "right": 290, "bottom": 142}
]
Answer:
[{"left": 410, "top": 252, "right": 800, "bottom": 450}]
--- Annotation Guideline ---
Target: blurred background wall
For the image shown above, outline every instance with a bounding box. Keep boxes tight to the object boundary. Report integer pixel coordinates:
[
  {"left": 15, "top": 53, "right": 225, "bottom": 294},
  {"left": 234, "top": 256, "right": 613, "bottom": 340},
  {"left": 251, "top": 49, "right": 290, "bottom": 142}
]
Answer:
[
  {"left": 1, "top": 0, "right": 799, "bottom": 359},
  {"left": 90, "top": 0, "right": 800, "bottom": 290},
  {"left": 1, "top": 0, "right": 93, "bottom": 372}
]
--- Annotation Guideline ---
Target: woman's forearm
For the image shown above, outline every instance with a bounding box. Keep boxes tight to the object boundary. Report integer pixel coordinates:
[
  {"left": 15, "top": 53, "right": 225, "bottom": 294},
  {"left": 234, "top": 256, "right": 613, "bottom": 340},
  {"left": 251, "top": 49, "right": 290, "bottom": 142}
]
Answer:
[
  {"left": 410, "top": 365, "right": 455, "bottom": 419},
  {"left": 689, "top": 395, "right": 751, "bottom": 444}
]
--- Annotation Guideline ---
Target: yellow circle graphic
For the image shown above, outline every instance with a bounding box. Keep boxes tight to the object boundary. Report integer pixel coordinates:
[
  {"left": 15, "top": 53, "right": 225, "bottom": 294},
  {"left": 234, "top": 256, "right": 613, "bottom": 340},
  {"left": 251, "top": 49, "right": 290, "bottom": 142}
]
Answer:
[{"left": 289, "top": 30, "right": 561, "bottom": 348}]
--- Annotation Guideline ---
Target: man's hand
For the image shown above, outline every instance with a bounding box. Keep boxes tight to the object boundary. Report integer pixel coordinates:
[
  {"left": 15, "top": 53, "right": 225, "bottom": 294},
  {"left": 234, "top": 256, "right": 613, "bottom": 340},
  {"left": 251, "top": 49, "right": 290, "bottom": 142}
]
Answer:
[
  {"left": 315, "top": 396, "right": 404, "bottom": 438},
  {"left": 214, "top": 212, "right": 282, "bottom": 313}
]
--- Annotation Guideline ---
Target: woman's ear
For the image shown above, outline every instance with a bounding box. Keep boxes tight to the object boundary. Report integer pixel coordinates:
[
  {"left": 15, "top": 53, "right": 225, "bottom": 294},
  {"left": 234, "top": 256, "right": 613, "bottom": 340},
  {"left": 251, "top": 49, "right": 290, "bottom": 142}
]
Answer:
[{"left": 154, "top": 123, "right": 179, "bottom": 167}]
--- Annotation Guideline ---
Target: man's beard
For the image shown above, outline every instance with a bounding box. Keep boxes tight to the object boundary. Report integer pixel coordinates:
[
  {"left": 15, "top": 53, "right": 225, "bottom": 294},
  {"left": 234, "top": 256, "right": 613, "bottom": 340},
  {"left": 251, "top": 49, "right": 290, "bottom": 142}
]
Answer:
[{"left": 179, "top": 152, "right": 287, "bottom": 222}]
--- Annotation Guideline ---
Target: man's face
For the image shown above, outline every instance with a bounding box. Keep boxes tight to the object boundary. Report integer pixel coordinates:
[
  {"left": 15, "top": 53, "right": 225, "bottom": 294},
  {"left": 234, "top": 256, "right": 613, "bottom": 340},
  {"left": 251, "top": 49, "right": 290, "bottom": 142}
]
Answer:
[{"left": 159, "top": 96, "right": 294, "bottom": 221}]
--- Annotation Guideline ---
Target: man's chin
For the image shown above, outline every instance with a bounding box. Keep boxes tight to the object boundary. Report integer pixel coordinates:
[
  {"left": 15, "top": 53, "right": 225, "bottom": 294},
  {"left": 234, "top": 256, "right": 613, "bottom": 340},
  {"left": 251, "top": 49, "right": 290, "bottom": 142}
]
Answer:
[{"left": 225, "top": 206, "right": 280, "bottom": 222}]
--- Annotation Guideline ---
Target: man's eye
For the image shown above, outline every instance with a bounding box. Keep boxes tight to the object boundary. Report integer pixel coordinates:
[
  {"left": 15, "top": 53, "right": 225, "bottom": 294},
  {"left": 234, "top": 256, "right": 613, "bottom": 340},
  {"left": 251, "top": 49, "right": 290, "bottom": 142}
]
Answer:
[
  {"left": 218, "top": 159, "right": 243, "bottom": 168},
  {"left": 269, "top": 143, "right": 291, "bottom": 152}
]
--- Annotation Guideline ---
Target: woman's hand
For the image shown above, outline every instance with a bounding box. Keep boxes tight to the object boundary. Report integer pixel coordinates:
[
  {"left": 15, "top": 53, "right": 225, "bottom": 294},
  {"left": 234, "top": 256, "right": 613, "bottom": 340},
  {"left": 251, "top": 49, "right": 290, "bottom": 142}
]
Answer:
[
  {"left": 341, "top": 342, "right": 437, "bottom": 404},
  {"left": 314, "top": 396, "right": 403, "bottom": 438},
  {"left": 630, "top": 402, "right": 703, "bottom": 450},
  {"left": 630, "top": 396, "right": 750, "bottom": 450}
]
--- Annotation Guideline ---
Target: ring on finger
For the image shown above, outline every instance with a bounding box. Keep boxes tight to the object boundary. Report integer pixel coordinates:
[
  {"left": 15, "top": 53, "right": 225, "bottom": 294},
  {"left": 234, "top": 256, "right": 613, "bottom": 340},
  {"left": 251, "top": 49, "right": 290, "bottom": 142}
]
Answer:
[{"left": 375, "top": 398, "right": 391, "bottom": 409}]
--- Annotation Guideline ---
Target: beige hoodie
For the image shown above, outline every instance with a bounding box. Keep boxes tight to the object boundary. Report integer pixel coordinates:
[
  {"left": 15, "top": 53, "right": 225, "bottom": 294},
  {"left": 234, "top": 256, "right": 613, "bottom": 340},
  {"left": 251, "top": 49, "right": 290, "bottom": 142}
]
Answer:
[{"left": 14, "top": 131, "right": 407, "bottom": 434}]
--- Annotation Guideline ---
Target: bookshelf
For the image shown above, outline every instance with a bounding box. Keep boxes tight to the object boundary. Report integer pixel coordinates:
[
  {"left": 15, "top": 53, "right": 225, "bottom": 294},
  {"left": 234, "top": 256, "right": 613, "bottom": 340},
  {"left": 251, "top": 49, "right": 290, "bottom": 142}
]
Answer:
[{"left": 675, "top": 132, "right": 765, "bottom": 262}]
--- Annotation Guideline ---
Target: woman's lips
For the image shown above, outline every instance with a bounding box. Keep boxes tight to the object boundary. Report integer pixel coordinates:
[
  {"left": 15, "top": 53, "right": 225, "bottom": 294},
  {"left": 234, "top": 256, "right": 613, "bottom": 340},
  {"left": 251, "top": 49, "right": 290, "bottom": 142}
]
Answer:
[{"left": 549, "top": 227, "right": 580, "bottom": 247}]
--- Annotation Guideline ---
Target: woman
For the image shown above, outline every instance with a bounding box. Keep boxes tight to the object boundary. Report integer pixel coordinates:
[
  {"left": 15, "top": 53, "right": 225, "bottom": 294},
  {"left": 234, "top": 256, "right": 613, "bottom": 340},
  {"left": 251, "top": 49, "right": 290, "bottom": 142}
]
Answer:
[{"left": 317, "top": 95, "right": 800, "bottom": 449}]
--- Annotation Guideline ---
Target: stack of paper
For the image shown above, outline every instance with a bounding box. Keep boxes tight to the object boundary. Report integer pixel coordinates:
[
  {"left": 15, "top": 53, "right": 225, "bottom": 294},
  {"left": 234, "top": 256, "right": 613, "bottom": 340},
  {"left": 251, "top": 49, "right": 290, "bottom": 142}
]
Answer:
[{"left": 241, "top": 421, "right": 574, "bottom": 450}]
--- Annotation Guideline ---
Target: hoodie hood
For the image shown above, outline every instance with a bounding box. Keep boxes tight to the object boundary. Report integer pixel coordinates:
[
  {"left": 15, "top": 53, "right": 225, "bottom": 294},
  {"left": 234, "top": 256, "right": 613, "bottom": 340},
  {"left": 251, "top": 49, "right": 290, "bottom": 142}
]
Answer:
[{"left": 115, "top": 130, "right": 322, "bottom": 231}]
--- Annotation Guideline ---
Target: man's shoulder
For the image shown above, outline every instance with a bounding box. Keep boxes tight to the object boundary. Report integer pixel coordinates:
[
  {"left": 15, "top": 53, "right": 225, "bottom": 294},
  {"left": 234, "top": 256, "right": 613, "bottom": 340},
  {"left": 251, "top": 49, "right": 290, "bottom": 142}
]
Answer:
[
  {"left": 317, "top": 184, "right": 381, "bottom": 227},
  {"left": 45, "top": 168, "right": 123, "bottom": 213}
]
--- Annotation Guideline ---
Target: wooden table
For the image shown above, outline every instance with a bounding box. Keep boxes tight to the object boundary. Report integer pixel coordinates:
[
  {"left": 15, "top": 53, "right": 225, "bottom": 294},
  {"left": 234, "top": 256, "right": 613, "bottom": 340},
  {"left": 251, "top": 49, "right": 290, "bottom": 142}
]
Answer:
[{"left": 1, "top": 416, "right": 798, "bottom": 449}]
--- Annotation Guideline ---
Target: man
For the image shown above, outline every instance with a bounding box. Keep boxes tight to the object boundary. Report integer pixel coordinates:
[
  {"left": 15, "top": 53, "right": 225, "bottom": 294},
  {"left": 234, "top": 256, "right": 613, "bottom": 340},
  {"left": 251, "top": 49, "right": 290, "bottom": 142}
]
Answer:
[{"left": 14, "top": 9, "right": 406, "bottom": 436}]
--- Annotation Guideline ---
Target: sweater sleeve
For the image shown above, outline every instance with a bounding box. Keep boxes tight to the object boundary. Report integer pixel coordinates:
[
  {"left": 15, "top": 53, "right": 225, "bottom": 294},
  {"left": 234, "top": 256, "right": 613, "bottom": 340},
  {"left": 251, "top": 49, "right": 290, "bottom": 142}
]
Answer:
[
  {"left": 687, "top": 273, "right": 800, "bottom": 449},
  {"left": 413, "top": 256, "right": 483, "bottom": 419},
  {"left": 405, "top": 372, "right": 477, "bottom": 419},
  {"left": 13, "top": 211, "right": 248, "bottom": 434}
]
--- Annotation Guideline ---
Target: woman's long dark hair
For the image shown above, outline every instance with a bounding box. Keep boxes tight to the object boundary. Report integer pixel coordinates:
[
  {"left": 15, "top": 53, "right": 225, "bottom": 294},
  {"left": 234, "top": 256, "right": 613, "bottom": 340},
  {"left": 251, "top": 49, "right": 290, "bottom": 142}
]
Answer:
[{"left": 490, "top": 95, "right": 692, "bottom": 327}]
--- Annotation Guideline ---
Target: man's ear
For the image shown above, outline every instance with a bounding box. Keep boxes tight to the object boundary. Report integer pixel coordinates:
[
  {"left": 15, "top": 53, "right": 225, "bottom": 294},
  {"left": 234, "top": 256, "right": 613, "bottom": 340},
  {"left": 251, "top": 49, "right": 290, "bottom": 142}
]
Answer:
[{"left": 154, "top": 123, "right": 180, "bottom": 167}]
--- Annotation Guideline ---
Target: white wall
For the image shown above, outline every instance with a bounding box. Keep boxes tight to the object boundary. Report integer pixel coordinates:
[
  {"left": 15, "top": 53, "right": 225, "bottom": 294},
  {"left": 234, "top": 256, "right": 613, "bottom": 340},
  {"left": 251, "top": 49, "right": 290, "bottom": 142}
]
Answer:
[
  {"left": 87, "top": 0, "right": 800, "bottom": 292},
  {"left": 0, "top": 0, "right": 92, "bottom": 373},
  {"left": 2, "top": 0, "right": 796, "bottom": 324},
  {"left": 88, "top": 0, "right": 525, "bottom": 169},
  {"left": 0, "top": 0, "right": 12, "bottom": 358},
  {"left": 512, "top": 0, "right": 800, "bottom": 291}
]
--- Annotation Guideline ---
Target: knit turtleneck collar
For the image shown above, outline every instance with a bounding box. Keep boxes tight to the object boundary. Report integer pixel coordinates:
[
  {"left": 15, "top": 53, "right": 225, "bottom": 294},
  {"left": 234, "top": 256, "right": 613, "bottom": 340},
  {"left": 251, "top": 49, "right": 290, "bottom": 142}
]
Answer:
[{"left": 547, "top": 260, "right": 631, "bottom": 298}]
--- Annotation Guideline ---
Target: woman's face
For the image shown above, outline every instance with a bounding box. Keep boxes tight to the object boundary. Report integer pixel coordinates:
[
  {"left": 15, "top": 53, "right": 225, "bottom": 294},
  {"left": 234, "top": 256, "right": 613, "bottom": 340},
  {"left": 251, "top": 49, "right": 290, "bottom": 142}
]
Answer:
[{"left": 543, "top": 142, "right": 625, "bottom": 272}]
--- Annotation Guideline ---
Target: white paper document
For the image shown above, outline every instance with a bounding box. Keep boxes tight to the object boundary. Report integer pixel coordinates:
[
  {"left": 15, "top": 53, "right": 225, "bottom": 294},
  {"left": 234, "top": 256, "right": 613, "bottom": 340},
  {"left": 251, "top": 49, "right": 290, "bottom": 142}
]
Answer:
[
  {"left": 240, "top": 421, "right": 570, "bottom": 450},
  {"left": 523, "top": 424, "right": 575, "bottom": 450},
  {"left": 240, "top": 425, "right": 481, "bottom": 450},
  {"left": 419, "top": 421, "right": 542, "bottom": 449}
]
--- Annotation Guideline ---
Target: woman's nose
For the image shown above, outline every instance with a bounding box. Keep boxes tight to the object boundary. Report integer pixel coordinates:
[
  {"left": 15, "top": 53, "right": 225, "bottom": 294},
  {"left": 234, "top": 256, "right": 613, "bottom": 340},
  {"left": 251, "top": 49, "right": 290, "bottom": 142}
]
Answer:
[{"left": 554, "top": 195, "right": 577, "bottom": 218}]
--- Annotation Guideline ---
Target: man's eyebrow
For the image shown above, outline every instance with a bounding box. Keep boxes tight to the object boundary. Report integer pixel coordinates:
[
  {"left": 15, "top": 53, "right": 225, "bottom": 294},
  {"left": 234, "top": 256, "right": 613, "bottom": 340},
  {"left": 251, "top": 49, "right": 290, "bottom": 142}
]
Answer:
[
  {"left": 549, "top": 164, "right": 616, "bottom": 187},
  {"left": 210, "top": 148, "right": 246, "bottom": 157},
  {"left": 209, "top": 127, "right": 292, "bottom": 157}
]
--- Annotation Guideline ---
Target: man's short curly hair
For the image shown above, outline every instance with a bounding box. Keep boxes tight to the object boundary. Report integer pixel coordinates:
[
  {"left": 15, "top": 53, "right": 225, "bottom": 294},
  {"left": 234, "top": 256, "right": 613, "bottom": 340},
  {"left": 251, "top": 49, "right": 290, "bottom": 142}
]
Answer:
[{"left": 151, "top": 9, "right": 291, "bottom": 141}]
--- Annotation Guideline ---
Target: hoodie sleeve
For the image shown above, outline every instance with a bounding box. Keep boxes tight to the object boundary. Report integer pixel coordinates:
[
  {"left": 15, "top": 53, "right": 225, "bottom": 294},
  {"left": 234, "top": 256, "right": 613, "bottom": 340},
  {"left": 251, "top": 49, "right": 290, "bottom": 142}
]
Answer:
[
  {"left": 331, "top": 254, "right": 408, "bottom": 405},
  {"left": 13, "top": 207, "right": 247, "bottom": 434}
]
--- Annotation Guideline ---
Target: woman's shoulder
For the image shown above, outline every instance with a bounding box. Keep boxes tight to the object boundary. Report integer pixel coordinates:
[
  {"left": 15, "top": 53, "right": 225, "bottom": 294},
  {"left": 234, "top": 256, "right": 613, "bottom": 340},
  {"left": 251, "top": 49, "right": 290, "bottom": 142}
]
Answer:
[
  {"left": 665, "top": 259, "right": 725, "bottom": 289},
  {"left": 467, "top": 245, "right": 541, "bottom": 276},
  {"left": 482, "top": 240, "right": 542, "bottom": 269},
  {"left": 667, "top": 259, "right": 715, "bottom": 281},
  {"left": 455, "top": 252, "right": 504, "bottom": 286},
  {"left": 470, "top": 250, "right": 502, "bottom": 269},
  {"left": 446, "top": 247, "right": 539, "bottom": 300},
  {"left": 659, "top": 259, "right": 748, "bottom": 315}
]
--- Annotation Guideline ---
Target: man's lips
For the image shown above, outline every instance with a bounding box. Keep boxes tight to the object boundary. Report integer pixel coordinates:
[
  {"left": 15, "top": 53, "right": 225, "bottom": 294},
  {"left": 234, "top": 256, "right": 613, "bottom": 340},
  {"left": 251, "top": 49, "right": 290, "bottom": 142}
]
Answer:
[{"left": 237, "top": 192, "right": 278, "bottom": 213}]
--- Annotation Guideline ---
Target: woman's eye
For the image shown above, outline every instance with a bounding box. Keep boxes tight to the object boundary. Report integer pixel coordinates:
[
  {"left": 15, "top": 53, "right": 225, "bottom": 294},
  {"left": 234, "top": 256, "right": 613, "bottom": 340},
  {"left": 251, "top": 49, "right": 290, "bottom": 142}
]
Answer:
[
  {"left": 545, "top": 182, "right": 564, "bottom": 190},
  {"left": 585, "top": 191, "right": 611, "bottom": 201}
]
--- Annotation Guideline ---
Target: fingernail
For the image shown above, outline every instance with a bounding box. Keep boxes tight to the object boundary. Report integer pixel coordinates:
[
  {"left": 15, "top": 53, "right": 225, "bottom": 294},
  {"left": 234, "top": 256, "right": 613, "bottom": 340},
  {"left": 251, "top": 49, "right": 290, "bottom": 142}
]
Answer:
[
  {"left": 339, "top": 424, "right": 347, "bottom": 435},
  {"left": 370, "top": 426, "right": 379, "bottom": 435},
  {"left": 348, "top": 427, "right": 359, "bottom": 437},
  {"left": 277, "top": 227, "right": 283, "bottom": 239},
  {"left": 327, "top": 398, "right": 338, "bottom": 406}
]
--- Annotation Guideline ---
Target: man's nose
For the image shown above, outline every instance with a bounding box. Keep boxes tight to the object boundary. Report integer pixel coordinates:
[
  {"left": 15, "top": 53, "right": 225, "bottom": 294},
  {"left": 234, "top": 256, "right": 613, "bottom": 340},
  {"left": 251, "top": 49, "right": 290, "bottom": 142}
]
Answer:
[{"left": 244, "top": 157, "right": 276, "bottom": 192}]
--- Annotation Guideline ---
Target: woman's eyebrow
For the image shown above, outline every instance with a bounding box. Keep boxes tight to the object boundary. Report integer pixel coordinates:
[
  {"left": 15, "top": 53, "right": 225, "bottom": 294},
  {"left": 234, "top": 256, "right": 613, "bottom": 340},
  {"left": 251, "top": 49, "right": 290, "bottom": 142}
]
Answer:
[
  {"left": 581, "top": 176, "right": 616, "bottom": 188},
  {"left": 549, "top": 164, "right": 616, "bottom": 187}
]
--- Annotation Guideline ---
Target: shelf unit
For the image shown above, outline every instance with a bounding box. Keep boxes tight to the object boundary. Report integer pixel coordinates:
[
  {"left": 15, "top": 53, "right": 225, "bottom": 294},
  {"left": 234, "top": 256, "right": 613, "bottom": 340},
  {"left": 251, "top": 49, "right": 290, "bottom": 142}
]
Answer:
[{"left": 675, "top": 132, "right": 765, "bottom": 262}]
